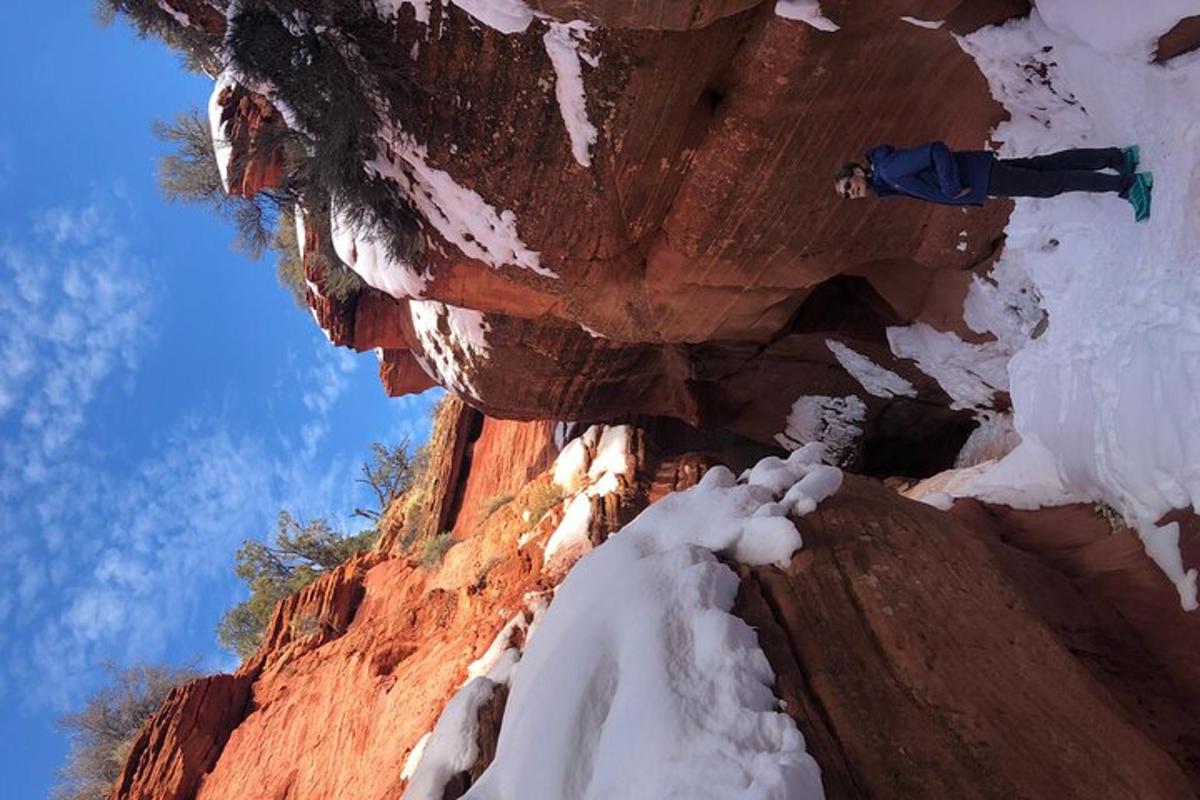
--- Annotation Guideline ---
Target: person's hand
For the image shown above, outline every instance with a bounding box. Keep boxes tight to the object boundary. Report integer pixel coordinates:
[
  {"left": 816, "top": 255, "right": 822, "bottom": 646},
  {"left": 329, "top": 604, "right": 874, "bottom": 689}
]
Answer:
[{"left": 955, "top": 186, "right": 972, "bottom": 198}]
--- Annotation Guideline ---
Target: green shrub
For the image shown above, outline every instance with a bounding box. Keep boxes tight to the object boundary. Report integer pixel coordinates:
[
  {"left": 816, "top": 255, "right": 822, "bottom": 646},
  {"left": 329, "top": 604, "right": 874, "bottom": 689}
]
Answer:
[
  {"left": 224, "top": 3, "right": 423, "bottom": 263},
  {"left": 153, "top": 109, "right": 302, "bottom": 261},
  {"left": 217, "top": 513, "right": 378, "bottom": 659},
  {"left": 105, "top": 0, "right": 424, "bottom": 307},
  {"left": 94, "top": 0, "right": 222, "bottom": 74},
  {"left": 354, "top": 440, "right": 416, "bottom": 523}
]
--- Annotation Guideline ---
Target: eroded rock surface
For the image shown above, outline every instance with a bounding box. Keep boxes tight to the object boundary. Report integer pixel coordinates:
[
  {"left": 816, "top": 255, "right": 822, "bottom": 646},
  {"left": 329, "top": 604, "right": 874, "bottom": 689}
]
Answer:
[
  {"left": 180, "top": 0, "right": 1040, "bottom": 474},
  {"left": 737, "top": 478, "right": 1200, "bottom": 798},
  {"left": 111, "top": 414, "right": 1200, "bottom": 800}
]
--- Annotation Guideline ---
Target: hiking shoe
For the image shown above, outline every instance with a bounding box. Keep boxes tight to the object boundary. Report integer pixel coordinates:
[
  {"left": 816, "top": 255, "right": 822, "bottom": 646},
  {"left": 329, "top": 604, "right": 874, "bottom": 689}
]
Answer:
[
  {"left": 1121, "top": 144, "right": 1140, "bottom": 175},
  {"left": 1126, "top": 172, "right": 1153, "bottom": 222}
]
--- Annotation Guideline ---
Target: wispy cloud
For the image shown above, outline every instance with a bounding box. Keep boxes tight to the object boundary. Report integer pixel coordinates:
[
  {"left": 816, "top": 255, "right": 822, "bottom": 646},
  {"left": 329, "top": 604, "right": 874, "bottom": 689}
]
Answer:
[
  {"left": 0, "top": 197, "right": 423, "bottom": 711},
  {"left": 0, "top": 201, "right": 153, "bottom": 494},
  {"left": 0, "top": 197, "right": 155, "bottom": 706},
  {"left": 20, "top": 424, "right": 277, "bottom": 707},
  {"left": 4, "top": 411, "right": 336, "bottom": 709},
  {"left": 296, "top": 345, "right": 358, "bottom": 460}
]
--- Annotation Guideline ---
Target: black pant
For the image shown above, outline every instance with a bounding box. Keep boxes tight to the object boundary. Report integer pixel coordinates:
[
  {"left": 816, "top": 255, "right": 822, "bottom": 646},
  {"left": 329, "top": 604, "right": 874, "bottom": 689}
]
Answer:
[{"left": 988, "top": 148, "right": 1128, "bottom": 198}]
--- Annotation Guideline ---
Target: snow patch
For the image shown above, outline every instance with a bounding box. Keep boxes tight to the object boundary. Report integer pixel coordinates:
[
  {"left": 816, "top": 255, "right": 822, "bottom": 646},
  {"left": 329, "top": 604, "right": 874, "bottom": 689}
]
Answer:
[
  {"left": 900, "top": 15, "right": 943, "bottom": 29},
  {"left": 552, "top": 425, "right": 601, "bottom": 491},
  {"left": 157, "top": 0, "right": 191, "bottom": 26},
  {"left": 542, "top": 22, "right": 599, "bottom": 167},
  {"left": 1036, "top": 0, "right": 1200, "bottom": 60},
  {"left": 587, "top": 425, "right": 632, "bottom": 483},
  {"left": 775, "top": 0, "right": 840, "bottom": 31},
  {"left": 371, "top": 130, "right": 551, "bottom": 277},
  {"left": 404, "top": 592, "right": 551, "bottom": 799},
  {"left": 826, "top": 339, "right": 917, "bottom": 399},
  {"left": 542, "top": 493, "right": 593, "bottom": 571},
  {"left": 463, "top": 452, "right": 837, "bottom": 800},
  {"left": 465, "top": 610, "right": 534, "bottom": 685},
  {"left": 401, "top": 732, "right": 431, "bottom": 782},
  {"left": 294, "top": 205, "right": 307, "bottom": 258},
  {"left": 409, "top": 301, "right": 490, "bottom": 396},
  {"left": 402, "top": 677, "right": 500, "bottom": 800},
  {"left": 957, "top": 10, "right": 1200, "bottom": 608},
  {"left": 452, "top": 0, "right": 536, "bottom": 33},
  {"left": 543, "top": 425, "right": 633, "bottom": 568},
  {"left": 579, "top": 323, "right": 606, "bottom": 338},
  {"left": 886, "top": 323, "right": 1008, "bottom": 410},
  {"left": 207, "top": 71, "right": 237, "bottom": 194},
  {"left": 776, "top": 395, "right": 866, "bottom": 466},
  {"left": 330, "top": 207, "right": 429, "bottom": 299}
]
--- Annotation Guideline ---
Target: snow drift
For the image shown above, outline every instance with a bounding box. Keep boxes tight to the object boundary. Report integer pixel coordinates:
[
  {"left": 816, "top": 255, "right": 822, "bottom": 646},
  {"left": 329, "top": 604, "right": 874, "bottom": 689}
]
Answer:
[
  {"left": 937, "top": 4, "right": 1200, "bottom": 608},
  {"left": 406, "top": 448, "right": 844, "bottom": 800}
]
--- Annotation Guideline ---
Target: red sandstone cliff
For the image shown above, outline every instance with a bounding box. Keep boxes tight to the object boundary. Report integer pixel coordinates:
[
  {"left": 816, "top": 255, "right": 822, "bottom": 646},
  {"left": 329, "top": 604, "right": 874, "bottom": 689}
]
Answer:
[
  {"left": 103, "top": 3, "right": 1200, "bottom": 798},
  {"left": 110, "top": 404, "right": 1200, "bottom": 800},
  {"left": 181, "top": 0, "right": 1048, "bottom": 476}
]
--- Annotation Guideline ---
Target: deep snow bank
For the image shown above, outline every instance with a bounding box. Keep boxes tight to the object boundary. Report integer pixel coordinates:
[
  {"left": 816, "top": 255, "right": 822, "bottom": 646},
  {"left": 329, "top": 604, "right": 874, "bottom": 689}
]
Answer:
[
  {"left": 407, "top": 447, "right": 841, "bottom": 799},
  {"left": 944, "top": 5, "right": 1200, "bottom": 608}
]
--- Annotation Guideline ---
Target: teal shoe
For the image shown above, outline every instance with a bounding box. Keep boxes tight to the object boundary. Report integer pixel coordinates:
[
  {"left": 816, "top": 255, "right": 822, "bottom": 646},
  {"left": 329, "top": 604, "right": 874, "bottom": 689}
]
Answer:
[
  {"left": 1121, "top": 144, "right": 1140, "bottom": 176},
  {"left": 1126, "top": 172, "right": 1153, "bottom": 222}
]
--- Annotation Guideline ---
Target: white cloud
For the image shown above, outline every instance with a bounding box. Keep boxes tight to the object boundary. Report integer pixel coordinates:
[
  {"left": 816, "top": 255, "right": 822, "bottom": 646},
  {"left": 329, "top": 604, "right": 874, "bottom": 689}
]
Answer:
[
  {"left": 0, "top": 200, "right": 153, "bottom": 493},
  {"left": 387, "top": 388, "right": 444, "bottom": 446},
  {"left": 4, "top": 401, "right": 377, "bottom": 709},
  {"left": 0, "top": 198, "right": 430, "bottom": 711},
  {"left": 294, "top": 341, "right": 358, "bottom": 459},
  {"left": 10, "top": 423, "right": 279, "bottom": 708}
]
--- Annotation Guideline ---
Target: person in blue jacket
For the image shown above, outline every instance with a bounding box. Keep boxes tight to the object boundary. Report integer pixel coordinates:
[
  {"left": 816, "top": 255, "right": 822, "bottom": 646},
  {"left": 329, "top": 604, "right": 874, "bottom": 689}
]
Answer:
[{"left": 834, "top": 141, "right": 1153, "bottom": 221}]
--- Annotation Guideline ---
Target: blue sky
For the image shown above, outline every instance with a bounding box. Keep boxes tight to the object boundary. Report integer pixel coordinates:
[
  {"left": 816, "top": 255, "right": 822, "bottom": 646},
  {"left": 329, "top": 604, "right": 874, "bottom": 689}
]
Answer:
[{"left": 0, "top": 4, "right": 440, "bottom": 797}]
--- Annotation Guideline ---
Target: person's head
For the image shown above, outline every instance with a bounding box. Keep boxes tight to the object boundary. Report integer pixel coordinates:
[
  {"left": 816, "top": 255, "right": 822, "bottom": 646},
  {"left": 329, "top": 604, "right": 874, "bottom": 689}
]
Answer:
[{"left": 834, "top": 162, "right": 870, "bottom": 200}]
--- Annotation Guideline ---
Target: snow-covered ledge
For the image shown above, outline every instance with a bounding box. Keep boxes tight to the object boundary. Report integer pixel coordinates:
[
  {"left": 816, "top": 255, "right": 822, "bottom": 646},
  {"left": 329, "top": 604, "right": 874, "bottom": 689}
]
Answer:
[{"left": 404, "top": 448, "right": 842, "bottom": 799}]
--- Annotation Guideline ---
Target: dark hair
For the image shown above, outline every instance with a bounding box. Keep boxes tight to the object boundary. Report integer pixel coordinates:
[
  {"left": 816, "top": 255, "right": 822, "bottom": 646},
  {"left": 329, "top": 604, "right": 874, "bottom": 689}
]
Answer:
[{"left": 835, "top": 162, "right": 865, "bottom": 181}]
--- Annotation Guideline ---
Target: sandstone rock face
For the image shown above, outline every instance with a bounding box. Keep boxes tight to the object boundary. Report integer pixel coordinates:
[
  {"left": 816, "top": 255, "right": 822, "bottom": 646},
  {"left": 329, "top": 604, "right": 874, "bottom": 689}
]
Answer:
[
  {"left": 955, "top": 500, "right": 1200, "bottom": 777},
  {"left": 108, "top": 673, "right": 252, "bottom": 800},
  {"left": 111, "top": 416, "right": 1200, "bottom": 800},
  {"left": 208, "top": 81, "right": 286, "bottom": 198},
  {"left": 1157, "top": 14, "right": 1200, "bottom": 62},
  {"left": 203, "top": 0, "right": 1034, "bottom": 475},
  {"left": 736, "top": 478, "right": 1200, "bottom": 798},
  {"left": 156, "top": 0, "right": 225, "bottom": 37},
  {"left": 181, "top": 415, "right": 656, "bottom": 800}
]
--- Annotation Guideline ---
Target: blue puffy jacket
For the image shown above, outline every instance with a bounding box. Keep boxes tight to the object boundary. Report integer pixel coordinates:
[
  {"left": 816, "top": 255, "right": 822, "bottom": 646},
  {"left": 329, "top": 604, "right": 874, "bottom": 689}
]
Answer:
[{"left": 867, "top": 142, "right": 994, "bottom": 206}]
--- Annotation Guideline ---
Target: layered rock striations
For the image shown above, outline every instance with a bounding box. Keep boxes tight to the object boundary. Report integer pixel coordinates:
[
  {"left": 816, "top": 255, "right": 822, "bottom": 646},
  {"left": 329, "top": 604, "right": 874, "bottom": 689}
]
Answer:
[
  {"left": 111, "top": 412, "right": 1200, "bottom": 800},
  {"left": 107, "top": 3, "right": 1200, "bottom": 799},
  {"left": 175, "top": 0, "right": 1051, "bottom": 475}
]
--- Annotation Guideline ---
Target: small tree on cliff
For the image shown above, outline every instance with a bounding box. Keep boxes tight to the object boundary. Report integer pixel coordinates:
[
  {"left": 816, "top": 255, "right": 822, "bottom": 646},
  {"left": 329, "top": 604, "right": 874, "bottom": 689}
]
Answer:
[
  {"left": 53, "top": 662, "right": 201, "bottom": 800},
  {"left": 154, "top": 110, "right": 366, "bottom": 304},
  {"left": 153, "top": 108, "right": 301, "bottom": 259},
  {"left": 273, "top": 206, "right": 366, "bottom": 308},
  {"left": 217, "top": 513, "right": 379, "bottom": 659},
  {"left": 217, "top": 441, "right": 416, "bottom": 659},
  {"left": 223, "top": 3, "right": 424, "bottom": 262},
  {"left": 353, "top": 439, "right": 414, "bottom": 523},
  {"left": 94, "top": 0, "right": 222, "bottom": 75}
]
